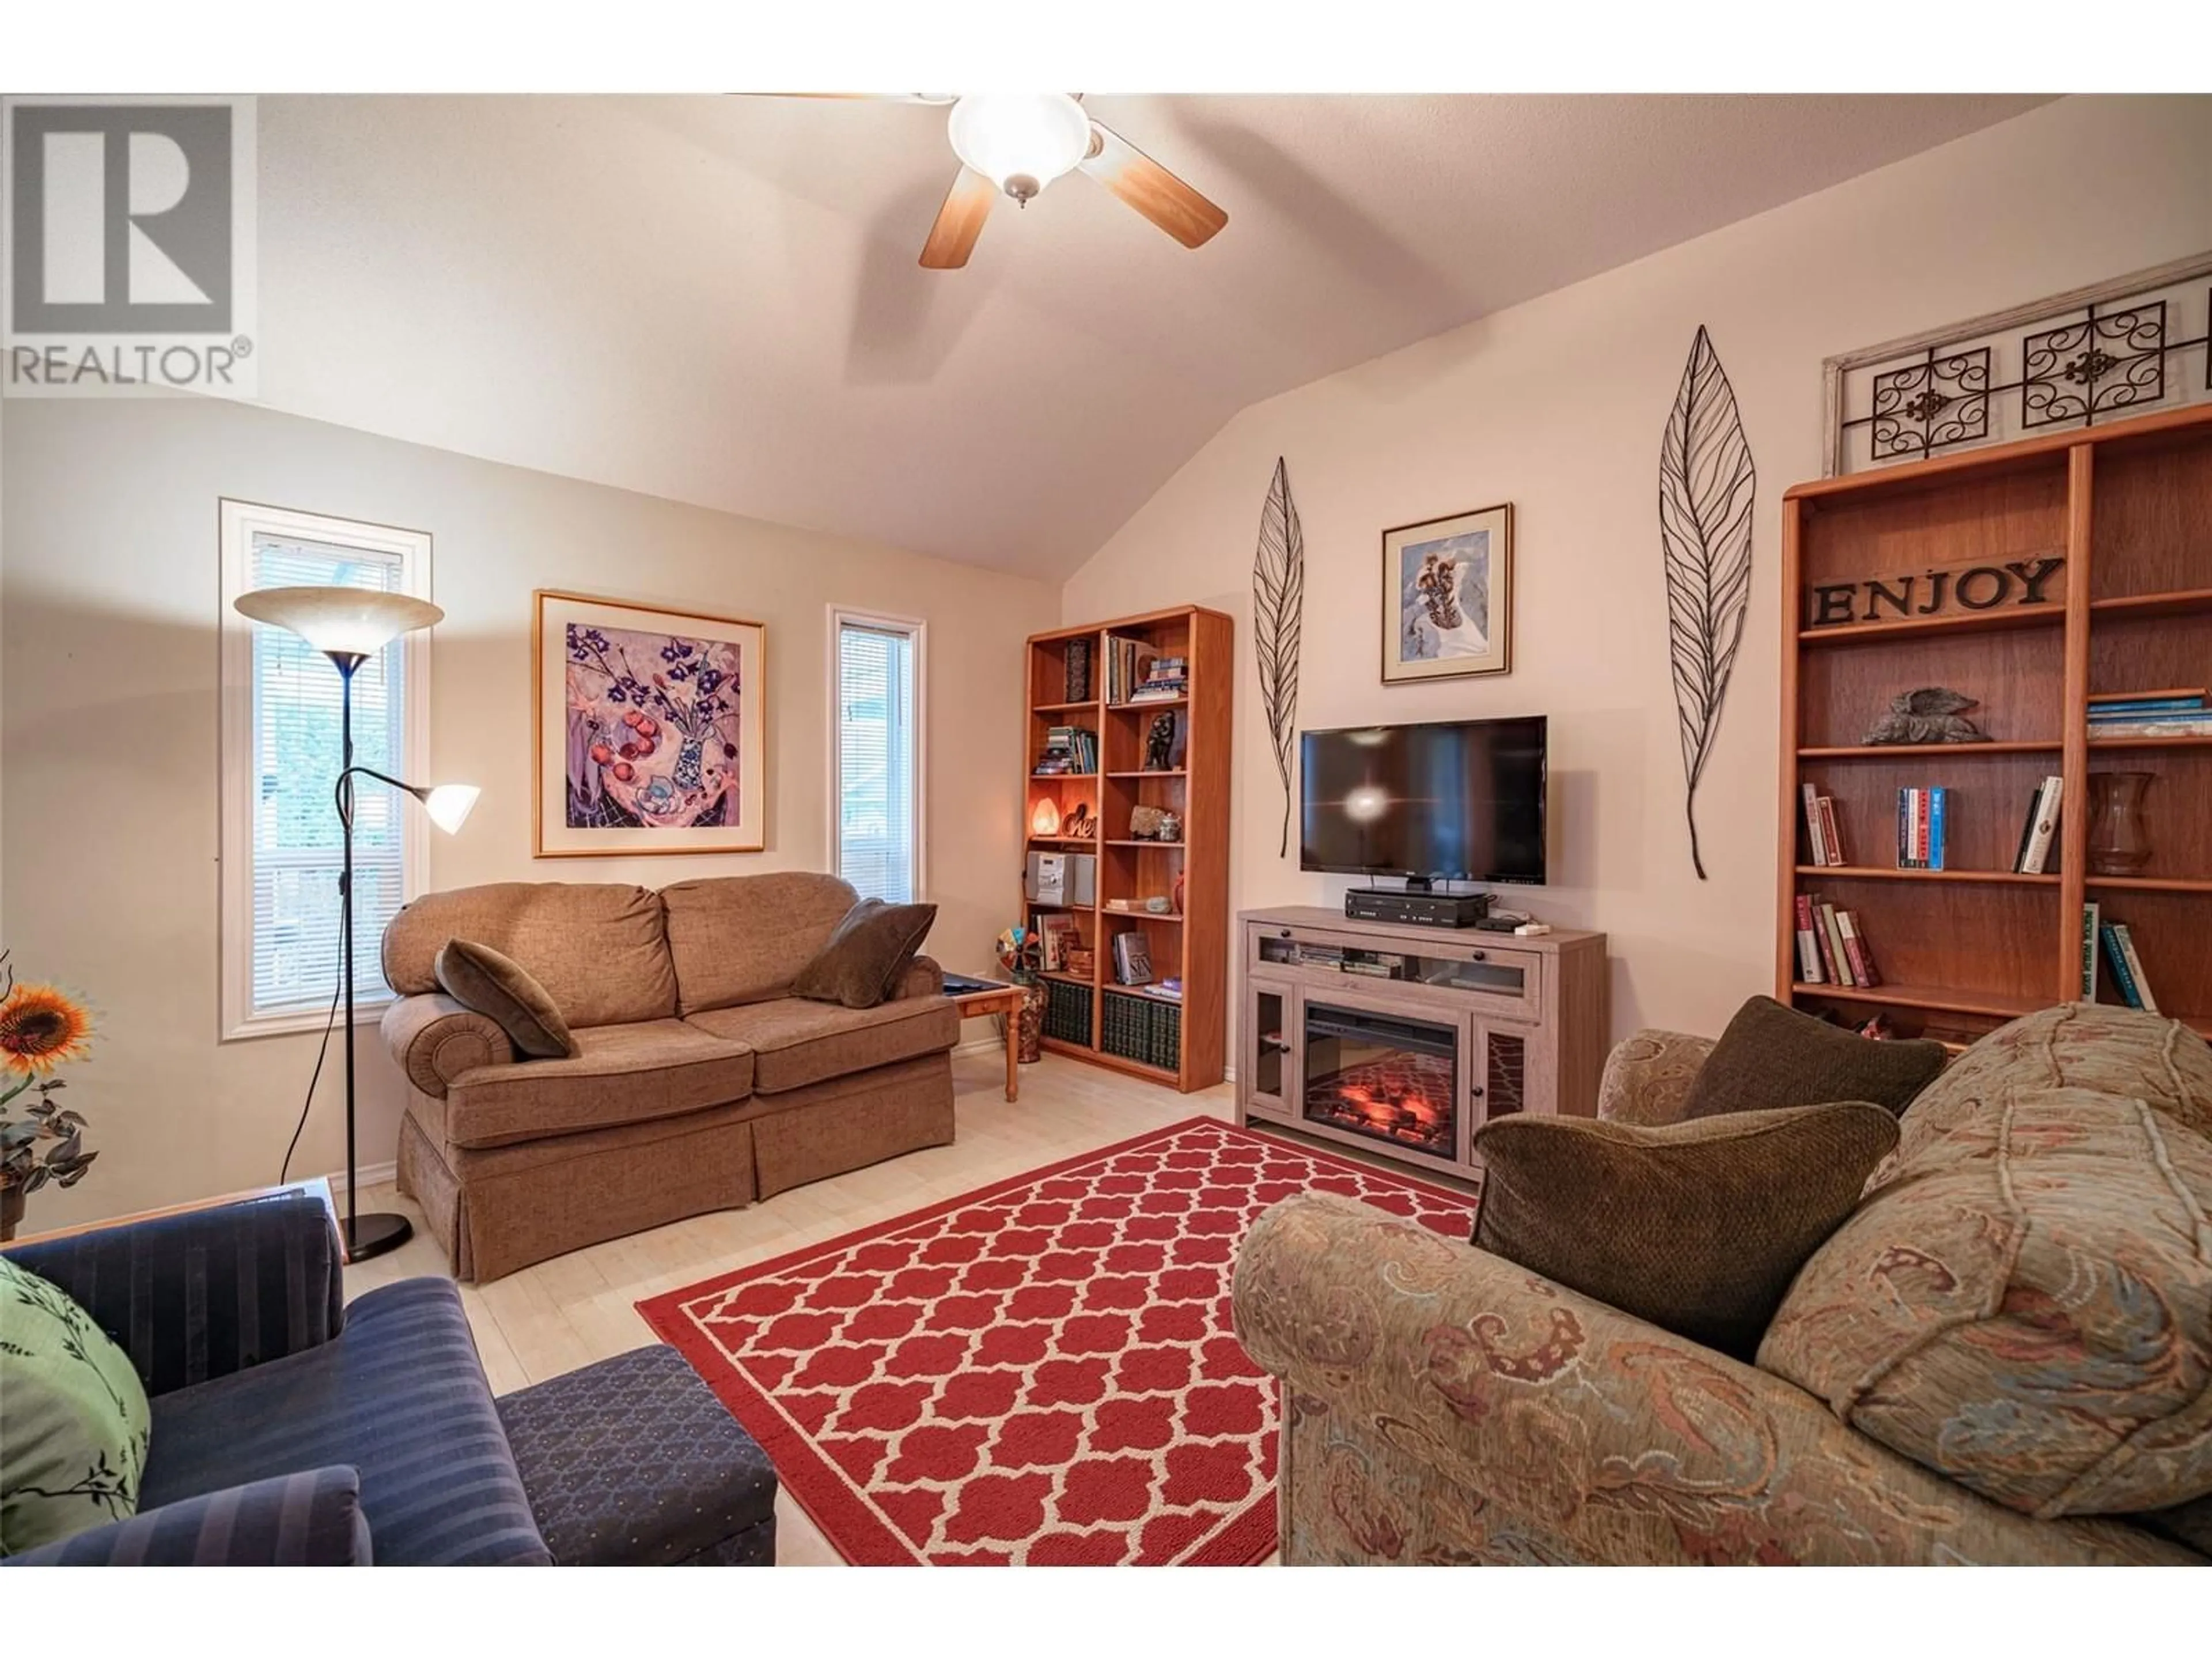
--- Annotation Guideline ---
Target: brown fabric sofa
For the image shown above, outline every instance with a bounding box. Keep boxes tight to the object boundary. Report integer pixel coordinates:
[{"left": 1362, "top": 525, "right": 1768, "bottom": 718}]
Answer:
[
  {"left": 380, "top": 873, "right": 958, "bottom": 1282},
  {"left": 1233, "top": 1003, "right": 2212, "bottom": 1565}
]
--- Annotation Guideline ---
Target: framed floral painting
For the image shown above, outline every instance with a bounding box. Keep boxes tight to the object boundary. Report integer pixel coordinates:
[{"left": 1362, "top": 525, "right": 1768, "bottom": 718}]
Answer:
[
  {"left": 534, "top": 590, "right": 767, "bottom": 856},
  {"left": 1380, "top": 503, "right": 1513, "bottom": 684}
]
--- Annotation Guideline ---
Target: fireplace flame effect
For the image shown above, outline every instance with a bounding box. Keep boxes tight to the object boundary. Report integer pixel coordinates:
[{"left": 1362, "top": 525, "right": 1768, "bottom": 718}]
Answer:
[{"left": 1305, "top": 1058, "right": 1455, "bottom": 1154}]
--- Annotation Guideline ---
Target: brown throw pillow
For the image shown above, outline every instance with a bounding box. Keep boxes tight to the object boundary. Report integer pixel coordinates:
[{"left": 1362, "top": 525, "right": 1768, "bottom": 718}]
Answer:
[
  {"left": 434, "top": 938, "right": 579, "bottom": 1059},
  {"left": 791, "top": 899, "right": 938, "bottom": 1010},
  {"left": 1679, "top": 995, "right": 1945, "bottom": 1121},
  {"left": 1470, "top": 1102, "right": 1900, "bottom": 1360}
]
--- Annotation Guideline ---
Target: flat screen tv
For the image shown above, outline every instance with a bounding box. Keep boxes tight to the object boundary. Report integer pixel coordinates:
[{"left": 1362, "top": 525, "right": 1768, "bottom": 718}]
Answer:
[{"left": 1300, "top": 715, "right": 1547, "bottom": 885}]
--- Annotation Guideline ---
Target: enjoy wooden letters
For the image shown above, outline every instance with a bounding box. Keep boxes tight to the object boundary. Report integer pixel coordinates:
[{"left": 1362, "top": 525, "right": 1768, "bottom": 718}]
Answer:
[{"left": 1805, "top": 556, "right": 2064, "bottom": 628}]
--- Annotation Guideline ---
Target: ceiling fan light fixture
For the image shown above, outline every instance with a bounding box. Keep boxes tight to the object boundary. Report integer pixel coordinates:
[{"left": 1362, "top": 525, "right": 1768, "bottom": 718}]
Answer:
[{"left": 947, "top": 93, "right": 1091, "bottom": 205}]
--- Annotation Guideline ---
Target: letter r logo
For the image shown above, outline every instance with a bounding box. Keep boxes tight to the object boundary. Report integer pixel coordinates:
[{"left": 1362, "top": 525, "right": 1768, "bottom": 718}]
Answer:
[{"left": 9, "top": 104, "right": 232, "bottom": 332}]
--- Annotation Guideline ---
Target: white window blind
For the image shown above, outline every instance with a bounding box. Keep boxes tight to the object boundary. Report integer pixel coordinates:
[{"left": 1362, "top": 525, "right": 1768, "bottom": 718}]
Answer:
[
  {"left": 834, "top": 614, "right": 922, "bottom": 904},
  {"left": 247, "top": 536, "right": 410, "bottom": 1019}
]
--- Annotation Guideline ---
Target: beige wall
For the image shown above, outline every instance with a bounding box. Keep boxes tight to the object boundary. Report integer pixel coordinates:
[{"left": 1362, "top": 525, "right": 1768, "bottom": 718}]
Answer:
[
  {"left": 1062, "top": 96, "right": 2212, "bottom": 1047},
  {"left": 2, "top": 397, "right": 1056, "bottom": 1226}
]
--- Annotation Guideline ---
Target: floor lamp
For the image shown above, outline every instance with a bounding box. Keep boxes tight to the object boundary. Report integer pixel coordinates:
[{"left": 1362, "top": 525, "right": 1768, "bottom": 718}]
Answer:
[{"left": 234, "top": 586, "right": 479, "bottom": 1261}]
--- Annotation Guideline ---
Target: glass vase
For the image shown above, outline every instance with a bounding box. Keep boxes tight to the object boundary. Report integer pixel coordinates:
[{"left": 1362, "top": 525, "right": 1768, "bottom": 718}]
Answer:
[{"left": 2086, "top": 771, "right": 2153, "bottom": 877}]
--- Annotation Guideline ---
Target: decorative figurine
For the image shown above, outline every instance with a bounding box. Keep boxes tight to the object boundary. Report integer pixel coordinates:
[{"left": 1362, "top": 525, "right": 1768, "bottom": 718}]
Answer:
[
  {"left": 1156, "top": 810, "right": 1182, "bottom": 843},
  {"left": 1863, "top": 688, "right": 1993, "bottom": 745},
  {"left": 1144, "top": 710, "right": 1178, "bottom": 772}
]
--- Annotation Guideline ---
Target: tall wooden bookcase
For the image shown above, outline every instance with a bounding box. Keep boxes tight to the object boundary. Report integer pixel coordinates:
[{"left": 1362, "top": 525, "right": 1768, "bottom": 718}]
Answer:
[
  {"left": 1022, "top": 606, "right": 1233, "bottom": 1091},
  {"left": 1779, "top": 402, "right": 2212, "bottom": 1045}
]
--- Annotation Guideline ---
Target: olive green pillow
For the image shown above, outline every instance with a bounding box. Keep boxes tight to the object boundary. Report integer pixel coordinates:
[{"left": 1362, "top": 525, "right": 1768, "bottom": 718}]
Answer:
[
  {"left": 434, "top": 938, "right": 578, "bottom": 1059},
  {"left": 1470, "top": 1102, "right": 1900, "bottom": 1361},
  {"left": 792, "top": 900, "right": 938, "bottom": 1010},
  {"left": 1679, "top": 995, "right": 1946, "bottom": 1121},
  {"left": 0, "top": 1253, "right": 151, "bottom": 1555}
]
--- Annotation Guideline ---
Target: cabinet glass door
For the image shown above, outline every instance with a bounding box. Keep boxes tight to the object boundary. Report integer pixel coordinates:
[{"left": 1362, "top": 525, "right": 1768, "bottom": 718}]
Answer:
[
  {"left": 1248, "top": 985, "right": 1292, "bottom": 1118},
  {"left": 1475, "top": 1025, "right": 1529, "bottom": 1121}
]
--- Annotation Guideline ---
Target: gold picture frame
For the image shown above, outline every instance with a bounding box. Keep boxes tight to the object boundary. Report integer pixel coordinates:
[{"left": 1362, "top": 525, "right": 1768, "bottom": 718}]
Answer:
[
  {"left": 1380, "top": 502, "right": 1513, "bottom": 684},
  {"left": 533, "top": 589, "right": 767, "bottom": 857}
]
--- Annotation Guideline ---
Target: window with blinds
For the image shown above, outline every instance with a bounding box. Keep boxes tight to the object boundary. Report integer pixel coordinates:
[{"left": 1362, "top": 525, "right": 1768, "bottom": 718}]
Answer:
[
  {"left": 220, "top": 501, "right": 430, "bottom": 1037},
  {"left": 832, "top": 612, "right": 923, "bottom": 904}
]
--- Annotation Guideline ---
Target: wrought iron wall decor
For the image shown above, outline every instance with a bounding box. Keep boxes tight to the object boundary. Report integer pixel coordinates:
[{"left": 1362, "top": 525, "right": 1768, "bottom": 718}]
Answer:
[
  {"left": 1659, "top": 325, "right": 1756, "bottom": 883},
  {"left": 1252, "top": 456, "right": 1306, "bottom": 859},
  {"left": 1825, "top": 253, "right": 2212, "bottom": 474}
]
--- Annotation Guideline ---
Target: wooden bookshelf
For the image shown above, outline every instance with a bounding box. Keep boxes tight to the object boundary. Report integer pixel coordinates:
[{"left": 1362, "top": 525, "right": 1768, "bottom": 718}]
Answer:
[
  {"left": 1022, "top": 605, "right": 1233, "bottom": 1091},
  {"left": 1779, "top": 403, "right": 2212, "bottom": 1043}
]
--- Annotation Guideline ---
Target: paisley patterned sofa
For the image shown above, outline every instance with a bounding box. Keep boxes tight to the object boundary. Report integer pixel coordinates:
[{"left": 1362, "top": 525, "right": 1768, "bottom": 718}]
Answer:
[{"left": 1232, "top": 1003, "right": 2212, "bottom": 1565}]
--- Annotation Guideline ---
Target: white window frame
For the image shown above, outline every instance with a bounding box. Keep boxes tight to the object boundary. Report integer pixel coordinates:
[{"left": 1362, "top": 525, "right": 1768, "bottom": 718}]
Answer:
[
  {"left": 827, "top": 605, "right": 927, "bottom": 904},
  {"left": 218, "top": 499, "right": 433, "bottom": 1041}
]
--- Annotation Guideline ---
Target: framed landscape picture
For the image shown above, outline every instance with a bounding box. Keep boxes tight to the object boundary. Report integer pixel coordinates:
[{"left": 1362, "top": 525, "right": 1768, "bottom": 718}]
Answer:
[
  {"left": 534, "top": 590, "right": 767, "bottom": 857},
  {"left": 1380, "top": 503, "right": 1513, "bottom": 684}
]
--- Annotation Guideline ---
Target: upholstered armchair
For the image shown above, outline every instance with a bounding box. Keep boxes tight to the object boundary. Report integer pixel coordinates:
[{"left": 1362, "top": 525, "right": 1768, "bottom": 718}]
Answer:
[{"left": 1230, "top": 1022, "right": 2208, "bottom": 1566}]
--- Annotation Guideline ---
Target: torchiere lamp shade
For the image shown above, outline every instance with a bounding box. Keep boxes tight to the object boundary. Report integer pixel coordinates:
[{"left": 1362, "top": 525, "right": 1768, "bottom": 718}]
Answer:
[{"left": 234, "top": 586, "right": 444, "bottom": 657}]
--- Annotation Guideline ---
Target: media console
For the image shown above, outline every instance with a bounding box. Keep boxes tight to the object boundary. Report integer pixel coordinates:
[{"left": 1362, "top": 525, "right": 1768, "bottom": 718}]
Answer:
[{"left": 1236, "top": 906, "right": 1607, "bottom": 1185}]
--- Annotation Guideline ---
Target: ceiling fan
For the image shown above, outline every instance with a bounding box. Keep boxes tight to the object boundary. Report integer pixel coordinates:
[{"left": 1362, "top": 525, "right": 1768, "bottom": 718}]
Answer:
[{"left": 778, "top": 93, "right": 1228, "bottom": 270}]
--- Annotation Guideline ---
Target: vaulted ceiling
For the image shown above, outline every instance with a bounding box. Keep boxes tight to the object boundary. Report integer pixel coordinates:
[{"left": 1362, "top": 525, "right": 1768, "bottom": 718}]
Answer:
[{"left": 253, "top": 93, "right": 2049, "bottom": 579}]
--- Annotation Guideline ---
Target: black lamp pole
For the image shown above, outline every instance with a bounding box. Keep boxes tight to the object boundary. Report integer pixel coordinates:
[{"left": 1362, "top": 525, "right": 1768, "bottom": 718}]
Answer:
[{"left": 328, "top": 650, "right": 412, "bottom": 1262}]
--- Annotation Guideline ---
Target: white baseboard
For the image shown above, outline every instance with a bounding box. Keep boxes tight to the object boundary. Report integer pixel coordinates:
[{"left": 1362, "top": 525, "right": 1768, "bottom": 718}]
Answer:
[
  {"left": 953, "top": 1036, "right": 1010, "bottom": 1060},
  {"left": 328, "top": 1158, "right": 397, "bottom": 1197}
]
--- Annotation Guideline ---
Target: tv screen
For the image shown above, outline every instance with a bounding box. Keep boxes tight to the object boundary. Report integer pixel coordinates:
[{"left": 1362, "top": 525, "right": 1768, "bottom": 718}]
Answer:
[{"left": 1300, "top": 716, "right": 1547, "bottom": 884}]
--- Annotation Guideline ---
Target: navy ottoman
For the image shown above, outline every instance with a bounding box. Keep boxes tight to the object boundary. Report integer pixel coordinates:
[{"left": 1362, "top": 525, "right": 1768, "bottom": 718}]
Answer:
[{"left": 497, "top": 1343, "right": 778, "bottom": 1566}]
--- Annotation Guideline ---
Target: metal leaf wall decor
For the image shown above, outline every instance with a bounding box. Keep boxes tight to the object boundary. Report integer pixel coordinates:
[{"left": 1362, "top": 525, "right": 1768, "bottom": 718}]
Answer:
[
  {"left": 1659, "top": 325, "right": 1756, "bottom": 881},
  {"left": 1252, "top": 456, "right": 1306, "bottom": 858}
]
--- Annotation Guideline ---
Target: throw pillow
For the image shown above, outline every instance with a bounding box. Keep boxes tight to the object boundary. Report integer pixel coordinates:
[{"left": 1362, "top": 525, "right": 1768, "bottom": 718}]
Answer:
[
  {"left": 1679, "top": 995, "right": 1945, "bottom": 1121},
  {"left": 791, "top": 899, "right": 938, "bottom": 1010},
  {"left": 434, "top": 938, "right": 579, "bottom": 1059},
  {"left": 0, "top": 1253, "right": 151, "bottom": 1555},
  {"left": 1469, "top": 1101, "right": 1901, "bottom": 1361}
]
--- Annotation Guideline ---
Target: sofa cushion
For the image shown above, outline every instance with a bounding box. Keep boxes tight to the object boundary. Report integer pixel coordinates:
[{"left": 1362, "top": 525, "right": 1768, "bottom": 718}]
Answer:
[
  {"left": 435, "top": 939, "right": 578, "bottom": 1059},
  {"left": 443, "top": 1019, "right": 755, "bottom": 1149},
  {"left": 685, "top": 994, "right": 958, "bottom": 1093},
  {"left": 1760, "top": 1085, "right": 2212, "bottom": 1517},
  {"left": 1469, "top": 1102, "right": 1899, "bottom": 1361},
  {"left": 0, "top": 1255, "right": 151, "bottom": 1555},
  {"left": 1883, "top": 1001, "right": 2212, "bottom": 1178},
  {"left": 384, "top": 882, "right": 677, "bottom": 1028},
  {"left": 1679, "top": 995, "right": 1946, "bottom": 1122},
  {"left": 139, "top": 1278, "right": 548, "bottom": 1565},
  {"left": 661, "top": 873, "right": 859, "bottom": 1014},
  {"left": 791, "top": 899, "right": 938, "bottom": 1010}
]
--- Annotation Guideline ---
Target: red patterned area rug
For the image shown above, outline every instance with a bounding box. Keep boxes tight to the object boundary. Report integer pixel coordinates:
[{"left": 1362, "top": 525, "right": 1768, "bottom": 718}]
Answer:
[{"left": 637, "top": 1115, "right": 1476, "bottom": 1566}]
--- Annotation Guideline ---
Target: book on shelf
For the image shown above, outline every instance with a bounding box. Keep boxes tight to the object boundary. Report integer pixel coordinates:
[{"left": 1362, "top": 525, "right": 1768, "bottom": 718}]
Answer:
[
  {"left": 1836, "top": 910, "right": 1881, "bottom": 988},
  {"left": 1800, "top": 783, "right": 1847, "bottom": 866},
  {"left": 1794, "top": 894, "right": 1826, "bottom": 984},
  {"left": 2099, "top": 921, "right": 2160, "bottom": 1014},
  {"left": 1137, "top": 978, "right": 1183, "bottom": 1003},
  {"left": 1035, "top": 724, "right": 1098, "bottom": 775},
  {"left": 2088, "top": 688, "right": 2211, "bottom": 739},
  {"left": 2080, "top": 901, "right": 2100, "bottom": 999},
  {"left": 2089, "top": 717, "right": 2212, "bottom": 739},
  {"left": 1037, "top": 913, "right": 1082, "bottom": 974},
  {"left": 2014, "top": 775, "right": 2063, "bottom": 874},
  {"left": 1895, "top": 786, "right": 1947, "bottom": 870},
  {"left": 1112, "top": 930, "right": 1153, "bottom": 986}
]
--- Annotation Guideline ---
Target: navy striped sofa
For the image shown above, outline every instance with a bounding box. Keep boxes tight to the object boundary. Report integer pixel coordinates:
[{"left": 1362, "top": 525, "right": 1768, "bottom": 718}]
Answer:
[{"left": 3, "top": 1192, "right": 548, "bottom": 1565}]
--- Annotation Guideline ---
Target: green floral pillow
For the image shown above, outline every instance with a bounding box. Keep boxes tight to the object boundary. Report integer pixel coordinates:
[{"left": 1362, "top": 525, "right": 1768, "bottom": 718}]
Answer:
[{"left": 0, "top": 1253, "right": 150, "bottom": 1555}]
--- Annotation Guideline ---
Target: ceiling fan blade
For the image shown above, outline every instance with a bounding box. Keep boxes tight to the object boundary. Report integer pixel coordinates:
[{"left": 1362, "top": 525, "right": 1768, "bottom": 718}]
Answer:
[
  {"left": 919, "top": 168, "right": 997, "bottom": 270},
  {"left": 1078, "top": 120, "right": 1226, "bottom": 249}
]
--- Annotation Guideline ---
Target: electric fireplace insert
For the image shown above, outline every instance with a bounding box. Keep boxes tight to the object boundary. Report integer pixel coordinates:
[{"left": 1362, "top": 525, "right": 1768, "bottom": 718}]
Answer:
[{"left": 1301, "top": 1002, "right": 1458, "bottom": 1158}]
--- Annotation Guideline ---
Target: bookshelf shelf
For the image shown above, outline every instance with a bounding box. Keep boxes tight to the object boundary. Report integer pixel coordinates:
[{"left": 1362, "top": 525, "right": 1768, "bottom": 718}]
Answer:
[
  {"left": 1790, "top": 983, "right": 2048, "bottom": 1021},
  {"left": 1024, "top": 606, "right": 1231, "bottom": 1092},
  {"left": 1781, "top": 403, "right": 2212, "bottom": 1043},
  {"left": 2088, "top": 586, "right": 2212, "bottom": 620},
  {"left": 1795, "top": 865, "right": 2061, "bottom": 886},
  {"left": 1797, "top": 741, "right": 2062, "bottom": 759},
  {"left": 1795, "top": 605, "right": 2066, "bottom": 649}
]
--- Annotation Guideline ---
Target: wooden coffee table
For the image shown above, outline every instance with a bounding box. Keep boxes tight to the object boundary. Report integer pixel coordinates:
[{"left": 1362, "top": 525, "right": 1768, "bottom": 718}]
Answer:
[{"left": 946, "top": 979, "right": 1029, "bottom": 1101}]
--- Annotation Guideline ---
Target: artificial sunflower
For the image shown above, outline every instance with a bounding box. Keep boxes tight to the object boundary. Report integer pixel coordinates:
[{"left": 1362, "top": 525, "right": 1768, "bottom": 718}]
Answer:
[{"left": 0, "top": 982, "right": 93, "bottom": 1075}]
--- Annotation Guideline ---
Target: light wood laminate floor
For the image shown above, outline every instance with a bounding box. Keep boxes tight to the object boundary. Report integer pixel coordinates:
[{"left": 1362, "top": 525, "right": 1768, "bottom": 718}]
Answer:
[{"left": 344, "top": 1050, "right": 1244, "bottom": 1565}]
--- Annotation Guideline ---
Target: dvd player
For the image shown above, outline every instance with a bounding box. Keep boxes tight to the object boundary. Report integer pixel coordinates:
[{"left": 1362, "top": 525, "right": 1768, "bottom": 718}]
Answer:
[{"left": 1344, "top": 888, "right": 1491, "bottom": 929}]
